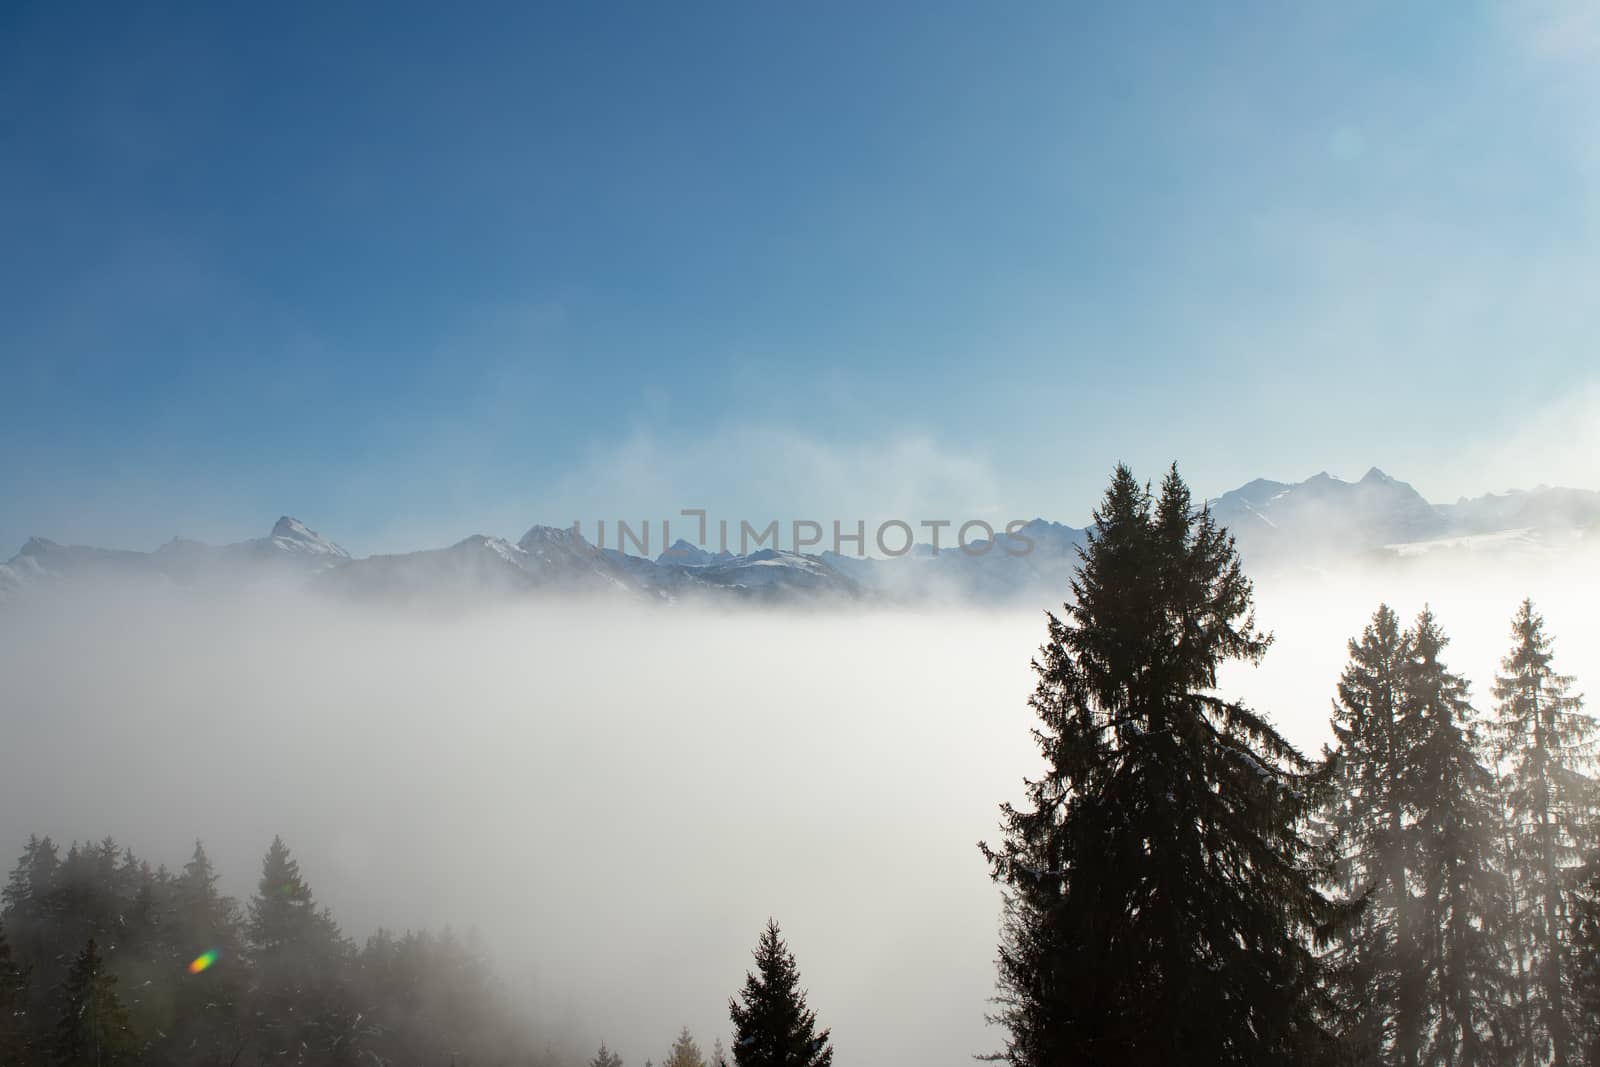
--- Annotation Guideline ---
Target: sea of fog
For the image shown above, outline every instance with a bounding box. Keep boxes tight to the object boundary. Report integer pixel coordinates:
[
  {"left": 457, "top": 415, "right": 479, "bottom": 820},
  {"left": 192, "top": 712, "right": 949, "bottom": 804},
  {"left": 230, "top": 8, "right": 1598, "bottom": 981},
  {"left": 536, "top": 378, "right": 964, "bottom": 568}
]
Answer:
[{"left": 1, "top": 551, "right": 1594, "bottom": 1064}]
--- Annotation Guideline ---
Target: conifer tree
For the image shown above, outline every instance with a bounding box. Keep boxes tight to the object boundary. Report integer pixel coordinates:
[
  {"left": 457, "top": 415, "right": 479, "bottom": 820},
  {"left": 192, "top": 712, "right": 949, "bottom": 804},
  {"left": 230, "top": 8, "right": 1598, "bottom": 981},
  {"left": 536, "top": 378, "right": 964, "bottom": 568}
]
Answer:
[
  {"left": 1, "top": 837, "right": 59, "bottom": 928},
  {"left": 1493, "top": 600, "right": 1597, "bottom": 1067},
  {"left": 175, "top": 842, "right": 234, "bottom": 945},
  {"left": 590, "top": 1041, "right": 624, "bottom": 1067},
  {"left": 728, "top": 920, "right": 832, "bottom": 1067},
  {"left": 0, "top": 922, "right": 31, "bottom": 1067},
  {"left": 245, "top": 836, "right": 353, "bottom": 1061},
  {"left": 1322, "top": 604, "right": 1425, "bottom": 1067},
  {"left": 980, "top": 465, "right": 1341, "bottom": 1066},
  {"left": 2, "top": 836, "right": 60, "bottom": 1001},
  {"left": 711, "top": 1036, "right": 729, "bottom": 1067},
  {"left": 54, "top": 938, "right": 133, "bottom": 1067},
  {"left": 665, "top": 1027, "right": 705, "bottom": 1067},
  {"left": 0, "top": 828, "right": 549, "bottom": 1066},
  {"left": 1404, "top": 609, "right": 1512, "bottom": 1065},
  {"left": 169, "top": 842, "right": 246, "bottom": 1062}
]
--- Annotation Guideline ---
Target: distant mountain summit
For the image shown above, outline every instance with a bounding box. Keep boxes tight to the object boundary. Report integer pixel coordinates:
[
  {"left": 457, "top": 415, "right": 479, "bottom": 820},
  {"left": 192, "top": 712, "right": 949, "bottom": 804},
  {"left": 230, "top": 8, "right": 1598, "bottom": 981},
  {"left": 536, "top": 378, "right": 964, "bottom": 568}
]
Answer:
[
  {"left": 1437, "top": 486, "right": 1600, "bottom": 535},
  {"left": 656, "top": 538, "right": 734, "bottom": 567},
  {"left": 1207, "top": 468, "right": 1447, "bottom": 562},
  {"left": 268, "top": 516, "right": 349, "bottom": 559},
  {"left": 0, "top": 516, "right": 351, "bottom": 597},
  {"left": 3, "top": 472, "right": 1596, "bottom": 605}
]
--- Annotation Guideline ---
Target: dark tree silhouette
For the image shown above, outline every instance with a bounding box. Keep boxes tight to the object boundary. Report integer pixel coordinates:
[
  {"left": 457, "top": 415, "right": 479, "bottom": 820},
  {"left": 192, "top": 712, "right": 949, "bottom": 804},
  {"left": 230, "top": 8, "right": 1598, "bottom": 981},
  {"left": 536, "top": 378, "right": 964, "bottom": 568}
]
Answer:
[
  {"left": 728, "top": 920, "right": 832, "bottom": 1067},
  {"left": 1492, "top": 600, "right": 1597, "bottom": 1067},
  {"left": 1404, "top": 609, "right": 1512, "bottom": 1065},
  {"left": 1321, "top": 604, "right": 1424, "bottom": 1066},
  {"left": 981, "top": 464, "right": 1343, "bottom": 1066}
]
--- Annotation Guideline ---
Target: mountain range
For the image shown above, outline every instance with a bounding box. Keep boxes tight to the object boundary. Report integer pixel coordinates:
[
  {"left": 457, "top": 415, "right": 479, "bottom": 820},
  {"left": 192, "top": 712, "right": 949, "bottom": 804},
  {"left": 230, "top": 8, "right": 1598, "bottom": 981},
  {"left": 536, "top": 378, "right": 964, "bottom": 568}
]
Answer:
[{"left": 4, "top": 470, "right": 1597, "bottom": 606}]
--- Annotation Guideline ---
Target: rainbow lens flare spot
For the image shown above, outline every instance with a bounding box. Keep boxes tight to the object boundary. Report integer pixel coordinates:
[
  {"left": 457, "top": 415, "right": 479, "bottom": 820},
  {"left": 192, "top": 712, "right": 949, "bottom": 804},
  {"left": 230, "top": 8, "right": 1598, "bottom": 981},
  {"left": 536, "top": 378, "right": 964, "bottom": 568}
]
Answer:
[{"left": 188, "top": 950, "right": 219, "bottom": 974}]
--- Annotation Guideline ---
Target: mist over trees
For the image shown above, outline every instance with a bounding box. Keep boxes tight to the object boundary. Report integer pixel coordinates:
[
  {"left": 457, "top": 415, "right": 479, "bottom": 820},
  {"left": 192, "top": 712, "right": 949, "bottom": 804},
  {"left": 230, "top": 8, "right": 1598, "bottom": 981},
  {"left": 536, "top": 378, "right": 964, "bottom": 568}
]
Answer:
[
  {"left": 0, "top": 835, "right": 827, "bottom": 1067},
  {"left": 3, "top": 465, "right": 1596, "bottom": 1066},
  {"left": 0, "top": 834, "right": 563, "bottom": 1066},
  {"left": 983, "top": 465, "right": 1600, "bottom": 1066},
  {"left": 1495, "top": 601, "right": 1598, "bottom": 1066}
]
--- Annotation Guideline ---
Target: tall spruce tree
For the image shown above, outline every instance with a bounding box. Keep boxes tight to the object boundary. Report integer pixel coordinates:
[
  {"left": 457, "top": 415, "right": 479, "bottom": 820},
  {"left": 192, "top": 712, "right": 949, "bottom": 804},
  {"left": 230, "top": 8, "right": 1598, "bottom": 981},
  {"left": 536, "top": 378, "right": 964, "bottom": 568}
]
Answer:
[
  {"left": 590, "top": 1041, "right": 624, "bottom": 1067},
  {"left": 1322, "top": 604, "right": 1425, "bottom": 1067},
  {"left": 980, "top": 465, "right": 1341, "bottom": 1067},
  {"left": 245, "top": 836, "right": 353, "bottom": 1061},
  {"left": 54, "top": 938, "right": 133, "bottom": 1067},
  {"left": 728, "top": 920, "right": 832, "bottom": 1067},
  {"left": 1404, "top": 609, "right": 1511, "bottom": 1065},
  {"left": 1492, "top": 600, "right": 1597, "bottom": 1067}
]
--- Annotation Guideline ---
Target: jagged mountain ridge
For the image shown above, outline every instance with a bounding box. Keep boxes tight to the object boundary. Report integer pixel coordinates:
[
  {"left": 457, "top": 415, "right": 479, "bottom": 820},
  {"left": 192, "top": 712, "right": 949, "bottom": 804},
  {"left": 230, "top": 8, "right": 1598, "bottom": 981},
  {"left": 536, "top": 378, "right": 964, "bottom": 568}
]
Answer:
[
  {"left": 1206, "top": 467, "right": 1446, "bottom": 562},
  {"left": 3, "top": 472, "right": 1597, "bottom": 604},
  {"left": 1205, "top": 468, "right": 1600, "bottom": 564}
]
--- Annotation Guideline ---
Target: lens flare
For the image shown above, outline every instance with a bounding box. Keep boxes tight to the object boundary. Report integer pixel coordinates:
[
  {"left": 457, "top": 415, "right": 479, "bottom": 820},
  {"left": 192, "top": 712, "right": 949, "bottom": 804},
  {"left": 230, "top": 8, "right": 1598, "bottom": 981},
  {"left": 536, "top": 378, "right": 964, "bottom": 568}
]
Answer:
[{"left": 188, "top": 949, "right": 219, "bottom": 974}]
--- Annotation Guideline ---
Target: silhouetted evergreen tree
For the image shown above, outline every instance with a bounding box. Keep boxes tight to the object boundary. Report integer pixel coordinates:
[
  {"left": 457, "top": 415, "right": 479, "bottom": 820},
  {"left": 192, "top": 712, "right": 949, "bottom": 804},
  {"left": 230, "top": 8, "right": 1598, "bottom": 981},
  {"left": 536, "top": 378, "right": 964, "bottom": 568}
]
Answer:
[
  {"left": 980, "top": 465, "right": 1342, "bottom": 1066},
  {"left": 1493, "top": 601, "right": 1597, "bottom": 1067},
  {"left": 1404, "top": 609, "right": 1512, "bottom": 1065},
  {"left": 710, "top": 1036, "right": 728, "bottom": 1067},
  {"left": 1322, "top": 604, "right": 1425, "bottom": 1067},
  {"left": 728, "top": 920, "right": 831, "bottom": 1067},
  {"left": 590, "top": 1041, "right": 624, "bottom": 1067},
  {"left": 54, "top": 938, "right": 133, "bottom": 1067}
]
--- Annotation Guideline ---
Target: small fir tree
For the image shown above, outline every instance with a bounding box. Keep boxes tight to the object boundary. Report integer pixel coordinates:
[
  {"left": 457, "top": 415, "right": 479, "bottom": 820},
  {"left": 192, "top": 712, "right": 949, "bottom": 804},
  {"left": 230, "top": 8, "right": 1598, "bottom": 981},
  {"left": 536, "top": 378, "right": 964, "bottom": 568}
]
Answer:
[
  {"left": 665, "top": 1027, "right": 705, "bottom": 1067},
  {"left": 728, "top": 920, "right": 832, "bottom": 1067}
]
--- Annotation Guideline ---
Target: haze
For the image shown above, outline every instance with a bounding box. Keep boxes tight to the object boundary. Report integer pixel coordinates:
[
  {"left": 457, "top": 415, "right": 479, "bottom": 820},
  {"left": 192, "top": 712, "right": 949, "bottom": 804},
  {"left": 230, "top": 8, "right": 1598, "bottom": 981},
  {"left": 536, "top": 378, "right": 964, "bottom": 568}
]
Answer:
[{"left": 3, "top": 547, "right": 1594, "bottom": 1064}]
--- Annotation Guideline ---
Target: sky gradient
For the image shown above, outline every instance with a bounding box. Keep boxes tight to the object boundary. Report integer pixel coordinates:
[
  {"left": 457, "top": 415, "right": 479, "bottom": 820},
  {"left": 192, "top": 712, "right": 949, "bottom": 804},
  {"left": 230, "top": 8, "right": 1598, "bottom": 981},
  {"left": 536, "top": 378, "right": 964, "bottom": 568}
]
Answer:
[{"left": 2, "top": 1, "right": 1597, "bottom": 555}]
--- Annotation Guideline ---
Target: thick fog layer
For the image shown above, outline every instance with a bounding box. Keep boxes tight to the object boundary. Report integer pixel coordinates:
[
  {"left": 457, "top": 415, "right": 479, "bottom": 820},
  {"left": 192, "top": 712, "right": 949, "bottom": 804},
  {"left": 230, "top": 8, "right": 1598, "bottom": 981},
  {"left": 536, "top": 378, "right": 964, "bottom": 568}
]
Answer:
[{"left": 1, "top": 549, "right": 1595, "bottom": 1064}]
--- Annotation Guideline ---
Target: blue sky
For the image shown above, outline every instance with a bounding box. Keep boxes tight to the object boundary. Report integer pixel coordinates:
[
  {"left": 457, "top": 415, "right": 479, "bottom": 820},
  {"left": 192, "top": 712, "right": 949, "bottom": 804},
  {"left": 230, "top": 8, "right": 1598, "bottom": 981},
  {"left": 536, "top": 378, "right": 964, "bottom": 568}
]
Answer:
[{"left": 2, "top": 1, "right": 1597, "bottom": 554}]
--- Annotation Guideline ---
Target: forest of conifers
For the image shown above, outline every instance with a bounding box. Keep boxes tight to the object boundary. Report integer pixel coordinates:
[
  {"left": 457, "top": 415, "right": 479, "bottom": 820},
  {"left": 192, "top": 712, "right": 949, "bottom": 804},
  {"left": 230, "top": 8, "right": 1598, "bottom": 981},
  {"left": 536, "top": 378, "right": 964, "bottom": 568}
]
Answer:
[
  {"left": 2, "top": 466, "right": 1597, "bottom": 1067},
  {"left": 980, "top": 466, "right": 1600, "bottom": 1067},
  {"left": 0, "top": 834, "right": 829, "bottom": 1067}
]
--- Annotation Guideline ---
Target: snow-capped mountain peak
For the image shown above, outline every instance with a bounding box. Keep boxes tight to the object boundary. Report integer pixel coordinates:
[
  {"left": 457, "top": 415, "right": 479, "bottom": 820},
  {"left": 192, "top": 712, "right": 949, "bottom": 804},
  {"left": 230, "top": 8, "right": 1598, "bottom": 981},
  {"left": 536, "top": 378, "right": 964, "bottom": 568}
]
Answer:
[
  {"left": 3, "top": 470, "right": 1598, "bottom": 606},
  {"left": 517, "top": 524, "right": 588, "bottom": 551},
  {"left": 269, "top": 516, "right": 349, "bottom": 558},
  {"left": 656, "top": 538, "right": 729, "bottom": 567}
]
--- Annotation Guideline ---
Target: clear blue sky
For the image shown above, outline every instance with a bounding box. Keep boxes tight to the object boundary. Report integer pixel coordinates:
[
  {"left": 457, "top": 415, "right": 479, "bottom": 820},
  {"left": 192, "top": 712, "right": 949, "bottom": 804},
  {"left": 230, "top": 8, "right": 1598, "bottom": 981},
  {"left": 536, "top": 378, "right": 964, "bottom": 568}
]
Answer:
[{"left": 2, "top": 1, "right": 1596, "bottom": 554}]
